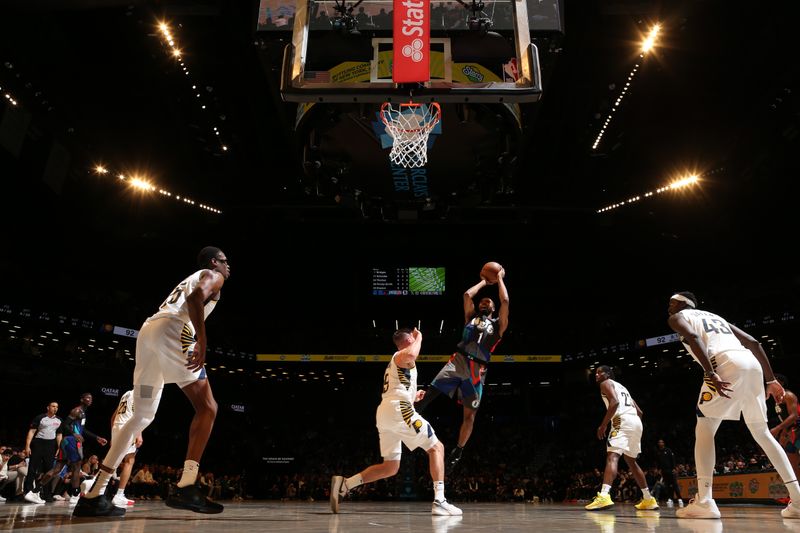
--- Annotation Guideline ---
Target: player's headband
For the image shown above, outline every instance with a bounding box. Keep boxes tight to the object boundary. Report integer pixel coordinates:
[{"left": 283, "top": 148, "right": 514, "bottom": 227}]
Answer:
[{"left": 670, "top": 294, "right": 696, "bottom": 308}]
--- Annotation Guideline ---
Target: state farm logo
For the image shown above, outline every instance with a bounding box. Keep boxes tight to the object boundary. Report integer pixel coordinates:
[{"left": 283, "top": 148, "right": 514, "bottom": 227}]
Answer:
[
  {"left": 402, "top": 39, "right": 424, "bottom": 63},
  {"left": 400, "top": 0, "right": 425, "bottom": 37}
]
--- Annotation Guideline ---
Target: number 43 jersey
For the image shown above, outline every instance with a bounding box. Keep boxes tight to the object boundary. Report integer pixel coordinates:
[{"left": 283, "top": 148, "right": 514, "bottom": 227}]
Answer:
[{"left": 677, "top": 309, "right": 747, "bottom": 366}]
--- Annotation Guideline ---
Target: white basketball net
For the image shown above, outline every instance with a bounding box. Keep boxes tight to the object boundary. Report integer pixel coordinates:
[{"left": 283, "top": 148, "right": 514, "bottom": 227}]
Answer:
[{"left": 380, "top": 102, "right": 441, "bottom": 168}]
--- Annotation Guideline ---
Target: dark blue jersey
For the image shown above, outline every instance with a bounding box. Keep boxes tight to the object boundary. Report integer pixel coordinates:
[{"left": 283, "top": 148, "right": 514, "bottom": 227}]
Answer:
[{"left": 456, "top": 314, "right": 502, "bottom": 363}]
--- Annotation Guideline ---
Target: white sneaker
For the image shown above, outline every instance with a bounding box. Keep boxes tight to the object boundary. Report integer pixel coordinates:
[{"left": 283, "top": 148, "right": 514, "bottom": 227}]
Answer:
[
  {"left": 0, "top": 495, "right": 6, "bottom": 502},
  {"left": 112, "top": 492, "right": 134, "bottom": 508},
  {"left": 52, "top": 495, "right": 65, "bottom": 501},
  {"left": 23, "top": 491, "right": 45, "bottom": 504},
  {"left": 782, "top": 502, "right": 800, "bottom": 518},
  {"left": 68, "top": 495, "right": 80, "bottom": 505},
  {"left": 432, "top": 499, "right": 463, "bottom": 516},
  {"left": 678, "top": 498, "right": 684, "bottom": 507},
  {"left": 666, "top": 498, "right": 674, "bottom": 507},
  {"left": 330, "top": 476, "right": 346, "bottom": 514},
  {"left": 675, "top": 498, "right": 721, "bottom": 519}
]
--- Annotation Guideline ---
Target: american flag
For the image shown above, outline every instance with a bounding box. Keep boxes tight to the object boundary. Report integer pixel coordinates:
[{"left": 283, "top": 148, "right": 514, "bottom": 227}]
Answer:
[{"left": 304, "top": 71, "right": 331, "bottom": 83}]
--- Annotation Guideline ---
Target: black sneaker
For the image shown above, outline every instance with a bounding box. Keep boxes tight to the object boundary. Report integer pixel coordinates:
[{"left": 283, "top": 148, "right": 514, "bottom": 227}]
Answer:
[
  {"left": 72, "top": 495, "right": 126, "bottom": 517},
  {"left": 166, "top": 485, "right": 224, "bottom": 514},
  {"left": 446, "top": 446, "right": 464, "bottom": 475}
]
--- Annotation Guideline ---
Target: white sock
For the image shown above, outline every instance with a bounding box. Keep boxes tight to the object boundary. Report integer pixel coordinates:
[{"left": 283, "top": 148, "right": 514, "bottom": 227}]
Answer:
[
  {"left": 345, "top": 474, "right": 363, "bottom": 492},
  {"left": 434, "top": 480, "right": 445, "bottom": 501},
  {"left": 694, "top": 417, "right": 722, "bottom": 502},
  {"left": 600, "top": 484, "right": 611, "bottom": 495},
  {"left": 85, "top": 471, "right": 112, "bottom": 499},
  {"left": 747, "top": 421, "right": 800, "bottom": 501},
  {"left": 177, "top": 460, "right": 200, "bottom": 488},
  {"left": 641, "top": 487, "right": 652, "bottom": 500}
]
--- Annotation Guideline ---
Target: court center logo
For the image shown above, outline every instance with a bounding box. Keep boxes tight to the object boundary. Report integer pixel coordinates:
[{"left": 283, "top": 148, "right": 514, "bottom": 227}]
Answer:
[{"left": 402, "top": 39, "right": 424, "bottom": 63}]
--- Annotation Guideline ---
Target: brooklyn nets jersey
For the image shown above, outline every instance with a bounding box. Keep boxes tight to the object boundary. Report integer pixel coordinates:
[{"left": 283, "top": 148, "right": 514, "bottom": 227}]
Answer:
[
  {"left": 147, "top": 269, "right": 220, "bottom": 334},
  {"left": 602, "top": 379, "right": 637, "bottom": 419},
  {"left": 457, "top": 315, "right": 502, "bottom": 363},
  {"left": 677, "top": 308, "right": 746, "bottom": 366},
  {"left": 381, "top": 354, "right": 417, "bottom": 405},
  {"left": 113, "top": 390, "right": 134, "bottom": 431}
]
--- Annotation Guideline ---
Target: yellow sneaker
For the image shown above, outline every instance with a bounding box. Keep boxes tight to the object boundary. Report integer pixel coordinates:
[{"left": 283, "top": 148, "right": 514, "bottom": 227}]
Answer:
[
  {"left": 635, "top": 496, "right": 659, "bottom": 510},
  {"left": 585, "top": 492, "right": 614, "bottom": 510}
]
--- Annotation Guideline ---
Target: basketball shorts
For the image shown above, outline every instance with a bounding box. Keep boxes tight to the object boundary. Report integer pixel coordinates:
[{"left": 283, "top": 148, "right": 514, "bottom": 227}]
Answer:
[
  {"left": 430, "top": 353, "right": 487, "bottom": 409},
  {"left": 59, "top": 436, "right": 83, "bottom": 464},
  {"left": 111, "top": 426, "right": 138, "bottom": 457},
  {"left": 606, "top": 414, "right": 643, "bottom": 457},
  {"left": 376, "top": 401, "right": 439, "bottom": 461},
  {"left": 695, "top": 349, "right": 767, "bottom": 423},
  {"left": 784, "top": 427, "right": 800, "bottom": 454},
  {"left": 134, "top": 317, "right": 207, "bottom": 389}
]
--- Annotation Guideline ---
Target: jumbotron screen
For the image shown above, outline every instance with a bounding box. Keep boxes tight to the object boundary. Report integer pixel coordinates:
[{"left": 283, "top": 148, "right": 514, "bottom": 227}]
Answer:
[{"left": 371, "top": 267, "right": 445, "bottom": 296}]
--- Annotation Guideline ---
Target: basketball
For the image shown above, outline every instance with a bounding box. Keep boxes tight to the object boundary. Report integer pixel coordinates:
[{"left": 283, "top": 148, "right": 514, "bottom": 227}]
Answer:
[{"left": 480, "top": 261, "right": 503, "bottom": 283}]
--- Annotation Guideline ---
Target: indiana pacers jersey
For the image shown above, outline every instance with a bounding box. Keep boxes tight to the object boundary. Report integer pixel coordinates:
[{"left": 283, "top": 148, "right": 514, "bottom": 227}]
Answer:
[
  {"left": 147, "top": 270, "right": 220, "bottom": 337},
  {"left": 602, "top": 379, "right": 637, "bottom": 419},
  {"left": 381, "top": 354, "right": 417, "bottom": 405},
  {"left": 113, "top": 390, "right": 134, "bottom": 431},
  {"left": 457, "top": 314, "right": 502, "bottom": 363},
  {"left": 677, "top": 309, "right": 746, "bottom": 366}
]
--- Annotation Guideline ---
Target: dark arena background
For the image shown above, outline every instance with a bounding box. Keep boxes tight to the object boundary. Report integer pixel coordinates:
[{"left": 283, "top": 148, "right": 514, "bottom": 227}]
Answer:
[{"left": 1, "top": 0, "right": 799, "bottom": 531}]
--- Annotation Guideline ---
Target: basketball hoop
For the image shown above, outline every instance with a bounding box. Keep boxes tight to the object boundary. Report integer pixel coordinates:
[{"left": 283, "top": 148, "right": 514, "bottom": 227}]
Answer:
[{"left": 380, "top": 102, "right": 441, "bottom": 168}]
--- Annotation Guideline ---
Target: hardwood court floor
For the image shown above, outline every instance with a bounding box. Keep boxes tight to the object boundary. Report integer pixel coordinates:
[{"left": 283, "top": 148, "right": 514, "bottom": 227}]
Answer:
[{"left": 1, "top": 500, "right": 799, "bottom": 532}]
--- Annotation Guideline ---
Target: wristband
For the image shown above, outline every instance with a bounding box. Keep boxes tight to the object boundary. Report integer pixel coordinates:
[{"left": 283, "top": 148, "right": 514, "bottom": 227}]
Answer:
[{"left": 766, "top": 379, "right": 778, "bottom": 385}]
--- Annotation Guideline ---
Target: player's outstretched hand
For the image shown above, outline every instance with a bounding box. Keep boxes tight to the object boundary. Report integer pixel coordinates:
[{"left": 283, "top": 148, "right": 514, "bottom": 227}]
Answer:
[
  {"left": 596, "top": 425, "right": 606, "bottom": 440},
  {"left": 186, "top": 342, "right": 207, "bottom": 371}
]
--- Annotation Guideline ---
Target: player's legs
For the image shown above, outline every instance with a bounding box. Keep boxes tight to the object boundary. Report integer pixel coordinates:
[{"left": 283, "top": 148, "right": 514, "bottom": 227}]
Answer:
[
  {"left": 622, "top": 455, "right": 647, "bottom": 490},
  {"left": 164, "top": 378, "right": 222, "bottom": 514},
  {"left": 602, "top": 452, "right": 621, "bottom": 487},
  {"left": 110, "top": 452, "right": 137, "bottom": 507},
  {"left": 747, "top": 421, "right": 800, "bottom": 503},
  {"left": 428, "top": 440, "right": 444, "bottom": 482},
  {"left": 788, "top": 451, "right": 800, "bottom": 481},
  {"left": 426, "top": 441, "right": 462, "bottom": 515},
  {"left": 624, "top": 454, "right": 658, "bottom": 509},
  {"left": 38, "top": 460, "right": 65, "bottom": 489},
  {"left": 694, "top": 416, "right": 721, "bottom": 501},
  {"left": 118, "top": 453, "right": 135, "bottom": 492},
  {"left": 416, "top": 386, "right": 443, "bottom": 412},
  {"left": 675, "top": 416, "right": 722, "bottom": 519},
  {"left": 359, "top": 460, "right": 401, "bottom": 483},
  {"left": 179, "top": 378, "right": 218, "bottom": 466},
  {"left": 418, "top": 355, "right": 462, "bottom": 412},
  {"left": 68, "top": 461, "right": 82, "bottom": 496},
  {"left": 84, "top": 385, "right": 163, "bottom": 499},
  {"left": 330, "top": 425, "right": 402, "bottom": 514},
  {"left": 457, "top": 405, "right": 477, "bottom": 448},
  {"left": 586, "top": 451, "right": 620, "bottom": 510}
]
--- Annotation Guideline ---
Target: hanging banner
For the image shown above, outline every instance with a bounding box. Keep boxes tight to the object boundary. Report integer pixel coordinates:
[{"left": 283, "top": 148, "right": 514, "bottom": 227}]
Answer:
[{"left": 393, "top": 0, "right": 430, "bottom": 82}]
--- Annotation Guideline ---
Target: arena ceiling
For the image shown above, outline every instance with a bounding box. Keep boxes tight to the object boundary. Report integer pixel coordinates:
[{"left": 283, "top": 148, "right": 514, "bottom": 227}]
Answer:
[{"left": 1, "top": 0, "right": 797, "bottom": 348}]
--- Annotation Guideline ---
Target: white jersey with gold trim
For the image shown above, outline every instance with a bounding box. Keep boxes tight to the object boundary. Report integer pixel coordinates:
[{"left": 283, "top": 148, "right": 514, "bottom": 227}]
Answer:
[
  {"left": 381, "top": 354, "right": 417, "bottom": 405},
  {"left": 602, "top": 379, "right": 637, "bottom": 419},
  {"left": 677, "top": 308, "right": 746, "bottom": 366},
  {"left": 113, "top": 390, "right": 134, "bottom": 431},
  {"left": 147, "top": 270, "right": 220, "bottom": 334}
]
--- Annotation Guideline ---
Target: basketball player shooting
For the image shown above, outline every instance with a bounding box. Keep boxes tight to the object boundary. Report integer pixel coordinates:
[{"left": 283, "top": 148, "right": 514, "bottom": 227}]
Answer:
[{"left": 416, "top": 262, "right": 509, "bottom": 472}]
